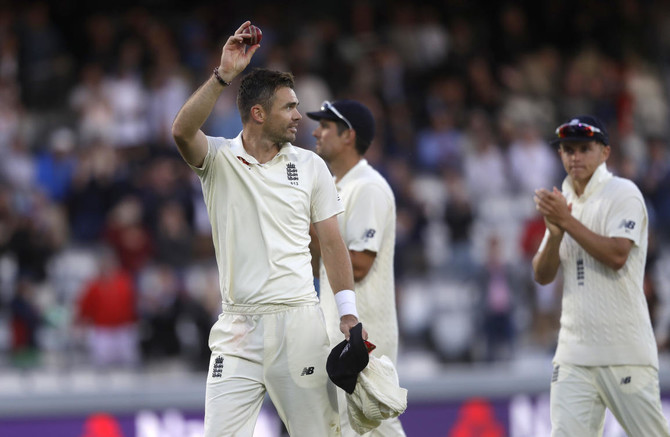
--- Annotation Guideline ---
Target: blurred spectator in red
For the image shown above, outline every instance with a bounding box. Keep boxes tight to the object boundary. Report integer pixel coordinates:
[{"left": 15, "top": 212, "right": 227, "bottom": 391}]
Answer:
[
  {"left": 76, "top": 247, "right": 138, "bottom": 368},
  {"left": 103, "top": 195, "right": 153, "bottom": 275}
]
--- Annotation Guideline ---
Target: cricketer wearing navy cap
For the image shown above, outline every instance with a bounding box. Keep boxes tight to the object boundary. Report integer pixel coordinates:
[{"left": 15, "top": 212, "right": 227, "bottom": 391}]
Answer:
[
  {"left": 306, "top": 100, "right": 375, "bottom": 148},
  {"left": 550, "top": 115, "right": 609, "bottom": 147},
  {"left": 534, "top": 114, "right": 670, "bottom": 435},
  {"left": 309, "top": 98, "right": 407, "bottom": 436}
]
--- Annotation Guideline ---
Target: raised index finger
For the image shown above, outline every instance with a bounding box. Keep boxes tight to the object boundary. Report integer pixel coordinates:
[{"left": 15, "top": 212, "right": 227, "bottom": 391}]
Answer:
[{"left": 234, "top": 21, "right": 251, "bottom": 35}]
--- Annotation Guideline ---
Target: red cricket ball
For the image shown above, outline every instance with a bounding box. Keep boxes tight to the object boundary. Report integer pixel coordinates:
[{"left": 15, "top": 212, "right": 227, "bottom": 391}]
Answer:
[{"left": 242, "top": 25, "right": 262, "bottom": 46}]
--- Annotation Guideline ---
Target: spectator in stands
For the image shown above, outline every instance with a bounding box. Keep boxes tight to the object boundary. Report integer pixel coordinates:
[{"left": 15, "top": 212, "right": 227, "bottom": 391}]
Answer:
[
  {"left": 9, "top": 277, "right": 42, "bottom": 367},
  {"left": 35, "top": 127, "right": 77, "bottom": 203},
  {"left": 75, "top": 247, "right": 139, "bottom": 368},
  {"left": 103, "top": 195, "right": 153, "bottom": 275}
]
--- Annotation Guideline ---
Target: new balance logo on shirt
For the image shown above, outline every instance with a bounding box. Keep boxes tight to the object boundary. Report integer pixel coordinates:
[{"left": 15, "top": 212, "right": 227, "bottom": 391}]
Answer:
[
  {"left": 621, "top": 376, "right": 632, "bottom": 385},
  {"left": 619, "top": 219, "right": 636, "bottom": 231},
  {"left": 301, "top": 367, "right": 314, "bottom": 376},
  {"left": 363, "top": 229, "right": 376, "bottom": 240}
]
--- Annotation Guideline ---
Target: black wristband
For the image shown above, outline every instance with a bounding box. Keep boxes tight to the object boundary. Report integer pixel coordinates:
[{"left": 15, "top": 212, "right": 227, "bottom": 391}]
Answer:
[{"left": 213, "top": 67, "right": 231, "bottom": 87}]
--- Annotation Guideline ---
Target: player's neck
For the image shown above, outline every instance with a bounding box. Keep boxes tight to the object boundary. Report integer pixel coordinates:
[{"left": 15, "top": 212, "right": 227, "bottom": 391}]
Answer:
[
  {"left": 241, "top": 130, "right": 281, "bottom": 164},
  {"left": 331, "top": 155, "right": 362, "bottom": 183}
]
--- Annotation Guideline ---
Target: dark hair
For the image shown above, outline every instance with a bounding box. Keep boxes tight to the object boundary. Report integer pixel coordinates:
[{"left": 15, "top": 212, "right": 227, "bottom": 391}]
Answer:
[
  {"left": 333, "top": 120, "right": 371, "bottom": 155},
  {"left": 237, "top": 68, "right": 295, "bottom": 123}
]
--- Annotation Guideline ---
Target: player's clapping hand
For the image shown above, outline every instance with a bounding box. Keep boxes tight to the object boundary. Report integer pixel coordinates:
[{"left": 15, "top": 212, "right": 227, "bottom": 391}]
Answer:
[{"left": 534, "top": 187, "right": 571, "bottom": 236}]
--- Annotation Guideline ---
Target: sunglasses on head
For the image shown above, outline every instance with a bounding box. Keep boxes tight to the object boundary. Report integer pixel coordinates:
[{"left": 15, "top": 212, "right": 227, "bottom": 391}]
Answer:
[
  {"left": 555, "top": 122, "right": 603, "bottom": 139},
  {"left": 321, "top": 100, "right": 353, "bottom": 130}
]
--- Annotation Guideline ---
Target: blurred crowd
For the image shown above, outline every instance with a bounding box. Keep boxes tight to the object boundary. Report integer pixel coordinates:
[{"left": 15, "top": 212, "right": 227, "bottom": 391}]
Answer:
[{"left": 1, "top": 0, "right": 670, "bottom": 372}]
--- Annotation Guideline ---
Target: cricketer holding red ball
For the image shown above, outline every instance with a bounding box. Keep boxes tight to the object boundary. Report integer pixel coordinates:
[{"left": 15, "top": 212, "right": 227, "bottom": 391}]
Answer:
[{"left": 172, "top": 21, "right": 364, "bottom": 436}]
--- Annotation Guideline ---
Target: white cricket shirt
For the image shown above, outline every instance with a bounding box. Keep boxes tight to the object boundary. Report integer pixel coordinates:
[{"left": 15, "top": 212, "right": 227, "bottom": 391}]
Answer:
[
  {"left": 319, "top": 159, "right": 400, "bottom": 364},
  {"left": 191, "top": 134, "right": 343, "bottom": 306},
  {"left": 538, "top": 163, "right": 657, "bottom": 368}
]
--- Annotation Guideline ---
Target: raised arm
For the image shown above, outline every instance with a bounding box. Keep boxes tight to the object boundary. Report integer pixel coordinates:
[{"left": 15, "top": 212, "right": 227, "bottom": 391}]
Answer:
[{"left": 171, "top": 21, "right": 260, "bottom": 167}]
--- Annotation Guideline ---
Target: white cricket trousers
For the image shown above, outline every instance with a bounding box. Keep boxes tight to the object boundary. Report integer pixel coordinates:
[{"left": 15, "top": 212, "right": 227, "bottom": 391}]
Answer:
[
  {"left": 550, "top": 362, "right": 670, "bottom": 437},
  {"left": 204, "top": 303, "right": 341, "bottom": 437}
]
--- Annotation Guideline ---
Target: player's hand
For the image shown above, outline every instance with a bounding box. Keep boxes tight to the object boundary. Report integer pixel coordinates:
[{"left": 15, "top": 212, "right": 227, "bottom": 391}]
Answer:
[
  {"left": 340, "top": 314, "right": 368, "bottom": 340},
  {"left": 534, "top": 187, "right": 571, "bottom": 233},
  {"left": 218, "top": 21, "right": 260, "bottom": 83}
]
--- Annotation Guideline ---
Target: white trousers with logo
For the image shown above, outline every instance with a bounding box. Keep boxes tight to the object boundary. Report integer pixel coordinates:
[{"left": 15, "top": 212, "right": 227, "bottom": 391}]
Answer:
[
  {"left": 204, "top": 303, "right": 340, "bottom": 437},
  {"left": 550, "top": 362, "right": 670, "bottom": 437}
]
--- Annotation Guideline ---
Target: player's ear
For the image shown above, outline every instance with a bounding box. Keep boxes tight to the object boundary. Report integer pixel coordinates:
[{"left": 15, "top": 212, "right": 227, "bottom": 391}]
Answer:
[
  {"left": 251, "top": 105, "right": 265, "bottom": 123},
  {"left": 343, "top": 128, "right": 355, "bottom": 145},
  {"left": 601, "top": 144, "right": 611, "bottom": 160}
]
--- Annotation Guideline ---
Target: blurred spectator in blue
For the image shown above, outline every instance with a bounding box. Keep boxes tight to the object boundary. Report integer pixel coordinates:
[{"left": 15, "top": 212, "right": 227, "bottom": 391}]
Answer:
[
  {"left": 639, "top": 136, "right": 670, "bottom": 243},
  {"left": 66, "top": 140, "right": 121, "bottom": 242},
  {"left": 202, "top": 77, "right": 244, "bottom": 139},
  {"left": 35, "top": 127, "right": 77, "bottom": 202},
  {"left": 417, "top": 104, "right": 464, "bottom": 173}
]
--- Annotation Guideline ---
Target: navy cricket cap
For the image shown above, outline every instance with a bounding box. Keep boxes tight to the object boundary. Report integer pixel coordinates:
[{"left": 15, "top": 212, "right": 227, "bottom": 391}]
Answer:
[
  {"left": 326, "top": 323, "right": 369, "bottom": 394},
  {"left": 551, "top": 115, "right": 609, "bottom": 146},
  {"left": 307, "top": 100, "right": 375, "bottom": 146}
]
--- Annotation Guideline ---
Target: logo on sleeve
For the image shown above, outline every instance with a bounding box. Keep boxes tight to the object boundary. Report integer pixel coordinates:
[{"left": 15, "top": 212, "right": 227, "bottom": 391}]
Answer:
[
  {"left": 619, "top": 219, "right": 636, "bottom": 231},
  {"left": 363, "top": 229, "right": 376, "bottom": 240},
  {"left": 286, "top": 162, "right": 299, "bottom": 185}
]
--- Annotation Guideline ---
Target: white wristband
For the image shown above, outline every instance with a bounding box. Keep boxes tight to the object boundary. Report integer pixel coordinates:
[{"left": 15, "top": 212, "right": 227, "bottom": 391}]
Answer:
[{"left": 335, "top": 289, "right": 358, "bottom": 319}]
